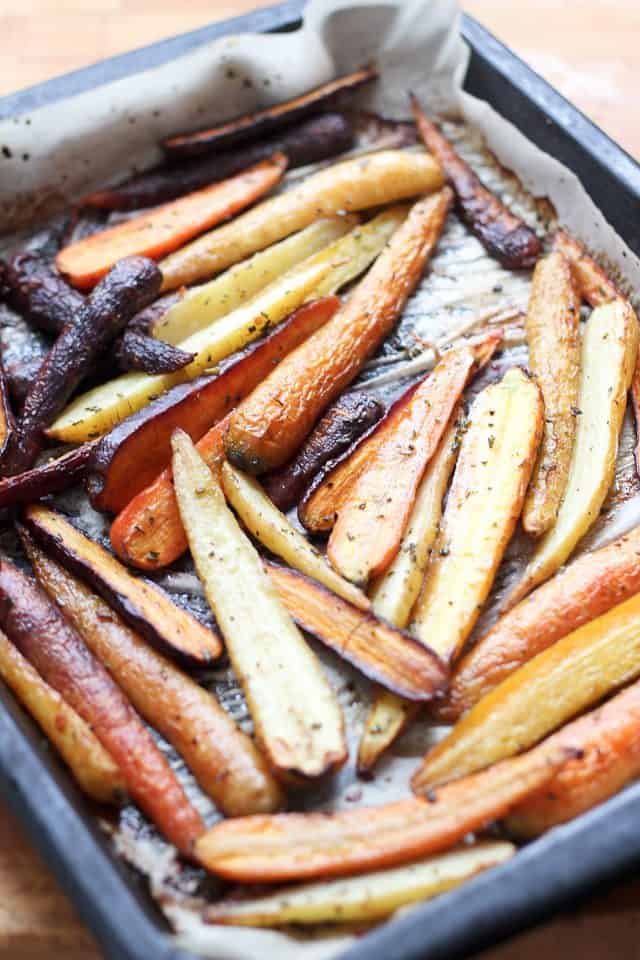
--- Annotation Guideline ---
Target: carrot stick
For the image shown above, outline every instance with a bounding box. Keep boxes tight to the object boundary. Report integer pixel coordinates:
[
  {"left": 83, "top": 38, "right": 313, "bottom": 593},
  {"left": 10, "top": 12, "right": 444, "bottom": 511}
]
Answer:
[
  {"left": 0, "top": 627, "right": 125, "bottom": 804},
  {"left": 409, "top": 94, "right": 541, "bottom": 269},
  {"left": 23, "top": 504, "right": 222, "bottom": 664},
  {"left": 552, "top": 229, "right": 640, "bottom": 478},
  {"left": 225, "top": 188, "right": 454, "bottom": 475},
  {"left": 194, "top": 747, "right": 568, "bottom": 882},
  {"left": 56, "top": 155, "right": 287, "bottom": 289},
  {"left": 505, "top": 679, "right": 640, "bottom": 837},
  {"left": 0, "top": 560, "right": 204, "bottom": 854},
  {"left": 25, "top": 536, "right": 284, "bottom": 816},
  {"left": 435, "top": 525, "right": 640, "bottom": 724},
  {"left": 326, "top": 346, "right": 478, "bottom": 585}
]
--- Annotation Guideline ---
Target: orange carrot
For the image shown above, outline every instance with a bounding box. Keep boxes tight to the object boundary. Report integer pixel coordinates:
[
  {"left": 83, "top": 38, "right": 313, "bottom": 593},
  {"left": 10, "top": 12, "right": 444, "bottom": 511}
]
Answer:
[
  {"left": 299, "top": 329, "right": 502, "bottom": 535},
  {"left": 326, "top": 346, "right": 479, "bottom": 585},
  {"left": 506, "top": 678, "right": 640, "bottom": 837},
  {"left": 434, "top": 525, "right": 640, "bottom": 724},
  {"left": 56, "top": 155, "right": 287, "bottom": 289},
  {"left": 224, "top": 189, "right": 454, "bottom": 475},
  {"left": 111, "top": 416, "right": 230, "bottom": 569},
  {"left": 194, "top": 746, "right": 567, "bottom": 882}
]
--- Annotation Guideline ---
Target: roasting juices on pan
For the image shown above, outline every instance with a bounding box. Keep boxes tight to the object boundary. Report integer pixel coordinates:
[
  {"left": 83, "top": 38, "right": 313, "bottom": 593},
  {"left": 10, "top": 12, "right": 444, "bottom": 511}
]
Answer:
[{"left": 2, "top": 69, "right": 640, "bottom": 944}]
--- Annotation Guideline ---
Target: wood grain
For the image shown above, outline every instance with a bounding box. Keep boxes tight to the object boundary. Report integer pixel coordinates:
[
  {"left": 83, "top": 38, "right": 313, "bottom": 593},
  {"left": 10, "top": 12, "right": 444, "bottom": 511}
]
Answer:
[{"left": 0, "top": 1, "right": 639, "bottom": 957}]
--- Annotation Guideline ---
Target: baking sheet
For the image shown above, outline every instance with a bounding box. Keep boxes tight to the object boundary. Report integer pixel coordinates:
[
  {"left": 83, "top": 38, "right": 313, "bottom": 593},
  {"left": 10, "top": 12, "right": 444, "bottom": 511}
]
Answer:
[{"left": 1, "top": 2, "right": 640, "bottom": 959}]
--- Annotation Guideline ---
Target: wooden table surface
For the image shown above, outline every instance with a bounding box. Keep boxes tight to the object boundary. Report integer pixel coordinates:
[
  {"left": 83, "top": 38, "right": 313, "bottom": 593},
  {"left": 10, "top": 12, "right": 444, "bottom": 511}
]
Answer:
[{"left": 0, "top": 1, "right": 638, "bottom": 958}]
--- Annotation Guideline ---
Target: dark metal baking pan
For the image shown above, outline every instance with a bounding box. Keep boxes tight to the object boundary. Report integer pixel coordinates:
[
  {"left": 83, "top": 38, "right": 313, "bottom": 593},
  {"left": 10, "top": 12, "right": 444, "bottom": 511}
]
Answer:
[{"left": 1, "top": 4, "right": 639, "bottom": 959}]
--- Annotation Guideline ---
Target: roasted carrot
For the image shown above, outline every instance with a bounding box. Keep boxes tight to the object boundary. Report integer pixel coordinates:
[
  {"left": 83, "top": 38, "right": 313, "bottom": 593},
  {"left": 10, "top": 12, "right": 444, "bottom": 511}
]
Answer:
[
  {"left": 88, "top": 298, "right": 338, "bottom": 513},
  {"left": 25, "top": 536, "right": 284, "bottom": 816},
  {"left": 0, "top": 560, "right": 204, "bottom": 854},
  {"left": 0, "top": 627, "right": 125, "bottom": 804},
  {"left": 262, "top": 392, "right": 384, "bottom": 513},
  {"left": 85, "top": 113, "right": 354, "bottom": 210},
  {"left": 225, "top": 188, "right": 454, "bottom": 474},
  {"left": 410, "top": 94, "right": 541, "bottom": 269},
  {"left": 435, "top": 525, "right": 640, "bottom": 724},
  {"left": 159, "top": 151, "right": 444, "bottom": 291},
  {"left": 4, "top": 257, "right": 162, "bottom": 476},
  {"left": 358, "top": 413, "right": 462, "bottom": 775},
  {"left": 412, "top": 590, "right": 640, "bottom": 793},
  {"left": 411, "top": 369, "right": 544, "bottom": 664},
  {"left": 522, "top": 251, "right": 581, "bottom": 536},
  {"left": 172, "top": 430, "right": 347, "bottom": 783},
  {"left": 506, "top": 299, "right": 639, "bottom": 609},
  {"left": 552, "top": 229, "right": 640, "bottom": 477},
  {"left": 298, "top": 328, "right": 502, "bottom": 534},
  {"left": 327, "top": 346, "right": 479, "bottom": 586},
  {"left": 56, "top": 156, "right": 287, "bottom": 289},
  {"left": 194, "top": 747, "right": 567, "bottom": 882},
  {"left": 265, "top": 563, "right": 447, "bottom": 701},
  {"left": 163, "top": 68, "right": 376, "bottom": 158},
  {"left": 204, "top": 842, "right": 515, "bottom": 927},
  {"left": 22, "top": 505, "right": 222, "bottom": 664},
  {"left": 506, "top": 679, "right": 640, "bottom": 838},
  {"left": 299, "top": 389, "right": 418, "bottom": 534}
]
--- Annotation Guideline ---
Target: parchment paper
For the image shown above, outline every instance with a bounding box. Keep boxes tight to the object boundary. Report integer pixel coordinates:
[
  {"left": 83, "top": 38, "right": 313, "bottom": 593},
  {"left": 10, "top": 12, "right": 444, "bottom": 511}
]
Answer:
[{"left": 1, "top": 2, "right": 640, "bottom": 958}]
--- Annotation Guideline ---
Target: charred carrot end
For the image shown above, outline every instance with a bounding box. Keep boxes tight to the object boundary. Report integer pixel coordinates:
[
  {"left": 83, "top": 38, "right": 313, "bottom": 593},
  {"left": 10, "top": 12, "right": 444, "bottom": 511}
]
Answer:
[
  {"left": 56, "top": 155, "right": 287, "bottom": 289},
  {"left": 194, "top": 747, "right": 568, "bottom": 882}
]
